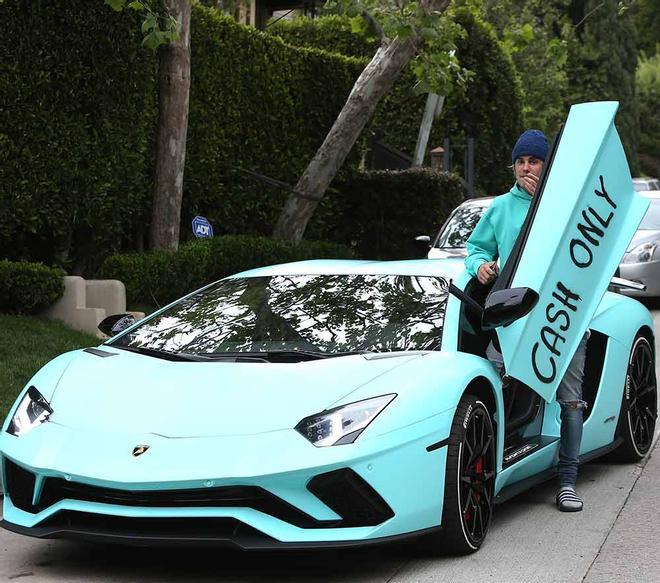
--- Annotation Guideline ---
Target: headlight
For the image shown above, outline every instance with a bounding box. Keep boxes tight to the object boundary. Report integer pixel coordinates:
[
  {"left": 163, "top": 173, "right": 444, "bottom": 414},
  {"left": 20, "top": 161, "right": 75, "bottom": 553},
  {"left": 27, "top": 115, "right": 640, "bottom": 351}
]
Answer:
[
  {"left": 7, "top": 387, "right": 53, "bottom": 437},
  {"left": 295, "top": 394, "right": 396, "bottom": 447},
  {"left": 623, "top": 242, "right": 657, "bottom": 264}
]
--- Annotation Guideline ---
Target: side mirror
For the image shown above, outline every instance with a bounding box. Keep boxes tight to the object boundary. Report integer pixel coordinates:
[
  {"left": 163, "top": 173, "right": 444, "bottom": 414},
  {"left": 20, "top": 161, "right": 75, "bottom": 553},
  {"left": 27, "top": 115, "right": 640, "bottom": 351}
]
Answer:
[
  {"left": 482, "top": 287, "right": 538, "bottom": 331},
  {"left": 414, "top": 235, "right": 431, "bottom": 245},
  {"left": 98, "top": 313, "right": 136, "bottom": 337}
]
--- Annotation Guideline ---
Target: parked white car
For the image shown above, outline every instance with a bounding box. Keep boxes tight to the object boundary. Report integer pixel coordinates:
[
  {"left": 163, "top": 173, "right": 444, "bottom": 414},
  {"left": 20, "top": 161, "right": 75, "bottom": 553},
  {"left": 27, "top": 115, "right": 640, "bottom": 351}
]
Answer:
[{"left": 417, "top": 193, "right": 660, "bottom": 297}]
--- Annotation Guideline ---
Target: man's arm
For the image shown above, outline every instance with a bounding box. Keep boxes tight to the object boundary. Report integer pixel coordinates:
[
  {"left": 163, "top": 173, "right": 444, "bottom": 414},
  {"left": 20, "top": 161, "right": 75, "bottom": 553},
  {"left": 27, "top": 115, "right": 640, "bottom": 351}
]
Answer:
[{"left": 465, "top": 211, "right": 498, "bottom": 280}]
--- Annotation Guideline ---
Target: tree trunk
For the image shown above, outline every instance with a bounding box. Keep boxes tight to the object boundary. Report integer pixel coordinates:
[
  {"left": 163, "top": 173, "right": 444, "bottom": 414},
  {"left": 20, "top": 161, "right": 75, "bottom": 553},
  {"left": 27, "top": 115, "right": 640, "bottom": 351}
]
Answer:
[
  {"left": 149, "top": 0, "right": 191, "bottom": 251},
  {"left": 272, "top": 37, "right": 418, "bottom": 243}
]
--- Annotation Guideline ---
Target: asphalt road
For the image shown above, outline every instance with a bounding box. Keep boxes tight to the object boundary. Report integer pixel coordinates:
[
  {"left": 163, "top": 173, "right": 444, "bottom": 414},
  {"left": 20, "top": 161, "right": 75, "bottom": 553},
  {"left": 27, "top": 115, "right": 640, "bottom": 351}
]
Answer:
[{"left": 1, "top": 307, "right": 659, "bottom": 583}]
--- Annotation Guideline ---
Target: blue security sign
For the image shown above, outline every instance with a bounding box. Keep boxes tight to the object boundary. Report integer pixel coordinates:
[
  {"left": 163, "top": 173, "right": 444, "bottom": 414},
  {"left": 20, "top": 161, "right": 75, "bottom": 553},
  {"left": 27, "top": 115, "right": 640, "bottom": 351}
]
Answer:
[{"left": 192, "top": 216, "right": 214, "bottom": 239}]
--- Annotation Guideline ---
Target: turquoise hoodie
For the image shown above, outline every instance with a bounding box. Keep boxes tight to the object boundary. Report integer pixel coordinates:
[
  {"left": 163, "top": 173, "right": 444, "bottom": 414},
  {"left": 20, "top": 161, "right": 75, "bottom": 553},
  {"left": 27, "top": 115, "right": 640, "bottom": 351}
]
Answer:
[{"left": 464, "top": 184, "right": 532, "bottom": 277}]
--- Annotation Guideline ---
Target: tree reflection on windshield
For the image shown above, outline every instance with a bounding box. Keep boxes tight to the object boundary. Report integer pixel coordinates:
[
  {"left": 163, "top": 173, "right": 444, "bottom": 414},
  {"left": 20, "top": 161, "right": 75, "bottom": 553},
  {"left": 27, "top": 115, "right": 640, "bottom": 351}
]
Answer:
[
  {"left": 437, "top": 205, "right": 487, "bottom": 248},
  {"left": 111, "top": 274, "right": 450, "bottom": 355}
]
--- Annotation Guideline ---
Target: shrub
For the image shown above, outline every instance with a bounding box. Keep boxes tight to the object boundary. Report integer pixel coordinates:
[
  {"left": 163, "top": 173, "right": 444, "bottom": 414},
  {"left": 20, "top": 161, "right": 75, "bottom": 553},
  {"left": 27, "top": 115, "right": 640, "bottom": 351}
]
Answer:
[
  {"left": 0, "top": 3, "right": 362, "bottom": 269},
  {"left": 1, "top": 4, "right": 521, "bottom": 270},
  {"left": 0, "top": 1, "right": 157, "bottom": 273},
  {"left": 0, "top": 261, "right": 65, "bottom": 314},
  {"left": 637, "top": 53, "right": 660, "bottom": 175},
  {"left": 99, "top": 235, "right": 353, "bottom": 305},
  {"left": 269, "top": 15, "right": 377, "bottom": 58},
  {"left": 308, "top": 168, "right": 465, "bottom": 259}
]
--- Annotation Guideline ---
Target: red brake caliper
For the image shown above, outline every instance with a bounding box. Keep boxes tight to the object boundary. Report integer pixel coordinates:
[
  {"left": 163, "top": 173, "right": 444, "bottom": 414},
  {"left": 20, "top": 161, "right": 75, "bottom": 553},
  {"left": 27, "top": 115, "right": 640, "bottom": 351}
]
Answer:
[
  {"left": 464, "top": 456, "right": 484, "bottom": 522},
  {"left": 473, "top": 457, "right": 483, "bottom": 503}
]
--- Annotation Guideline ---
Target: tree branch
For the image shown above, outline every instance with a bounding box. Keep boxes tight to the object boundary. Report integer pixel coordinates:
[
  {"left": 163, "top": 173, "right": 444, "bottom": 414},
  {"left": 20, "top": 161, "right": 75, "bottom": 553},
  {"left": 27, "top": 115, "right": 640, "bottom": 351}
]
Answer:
[
  {"left": 573, "top": 2, "right": 605, "bottom": 30},
  {"left": 362, "top": 9, "right": 386, "bottom": 43}
]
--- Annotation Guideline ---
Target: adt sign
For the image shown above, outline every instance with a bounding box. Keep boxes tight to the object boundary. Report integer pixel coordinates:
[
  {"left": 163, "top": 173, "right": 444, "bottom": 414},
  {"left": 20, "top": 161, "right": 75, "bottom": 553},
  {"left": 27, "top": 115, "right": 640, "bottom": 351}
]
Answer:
[{"left": 192, "top": 216, "right": 214, "bottom": 239}]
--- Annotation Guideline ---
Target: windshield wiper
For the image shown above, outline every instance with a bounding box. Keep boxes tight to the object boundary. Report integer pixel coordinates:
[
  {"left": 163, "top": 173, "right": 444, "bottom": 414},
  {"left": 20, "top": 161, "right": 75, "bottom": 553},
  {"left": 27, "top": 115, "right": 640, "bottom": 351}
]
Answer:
[
  {"left": 192, "top": 350, "right": 330, "bottom": 362},
  {"left": 190, "top": 349, "right": 375, "bottom": 362},
  {"left": 112, "top": 345, "right": 208, "bottom": 362}
]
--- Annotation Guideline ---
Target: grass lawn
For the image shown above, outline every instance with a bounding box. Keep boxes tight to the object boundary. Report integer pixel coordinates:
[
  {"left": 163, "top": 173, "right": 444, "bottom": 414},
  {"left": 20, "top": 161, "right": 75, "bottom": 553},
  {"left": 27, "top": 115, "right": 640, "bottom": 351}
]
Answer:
[{"left": 0, "top": 315, "right": 99, "bottom": 421}]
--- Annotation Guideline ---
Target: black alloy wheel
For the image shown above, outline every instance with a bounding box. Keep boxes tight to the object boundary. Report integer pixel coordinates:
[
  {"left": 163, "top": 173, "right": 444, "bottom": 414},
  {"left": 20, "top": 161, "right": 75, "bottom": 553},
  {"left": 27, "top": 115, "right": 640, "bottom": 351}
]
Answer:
[
  {"left": 614, "top": 334, "right": 657, "bottom": 461},
  {"left": 422, "top": 395, "right": 496, "bottom": 555},
  {"left": 458, "top": 401, "right": 496, "bottom": 547}
]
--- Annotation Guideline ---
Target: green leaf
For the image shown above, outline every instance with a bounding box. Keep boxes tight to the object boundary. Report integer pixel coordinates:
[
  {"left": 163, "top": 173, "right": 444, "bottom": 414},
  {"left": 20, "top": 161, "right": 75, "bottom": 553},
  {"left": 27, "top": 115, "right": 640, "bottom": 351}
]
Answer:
[
  {"left": 104, "top": 0, "right": 127, "bottom": 11},
  {"left": 520, "top": 23, "right": 534, "bottom": 42},
  {"left": 141, "top": 14, "right": 158, "bottom": 33},
  {"left": 142, "top": 30, "right": 161, "bottom": 50},
  {"left": 127, "top": 1, "right": 144, "bottom": 10},
  {"left": 420, "top": 27, "right": 439, "bottom": 41}
]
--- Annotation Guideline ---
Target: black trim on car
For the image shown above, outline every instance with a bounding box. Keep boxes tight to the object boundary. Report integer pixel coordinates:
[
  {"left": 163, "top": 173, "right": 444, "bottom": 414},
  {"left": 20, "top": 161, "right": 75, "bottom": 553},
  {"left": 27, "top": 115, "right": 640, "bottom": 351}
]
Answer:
[
  {"left": 4, "top": 459, "right": 35, "bottom": 513},
  {"left": 83, "top": 348, "right": 117, "bottom": 358},
  {"left": 307, "top": 469, "right": 394, "bottom": 527},
  {"left": 494, "top": 437, "right": 624, "bottom": 504},
  {"left": 426, "top": 438, "right": 450, "bottom": 452},
  {"left": 4, "top": 461, "right": 393, "bottom": 530},
  {"left": 0, "top": 514, "right": 440, "bottom": 549}
]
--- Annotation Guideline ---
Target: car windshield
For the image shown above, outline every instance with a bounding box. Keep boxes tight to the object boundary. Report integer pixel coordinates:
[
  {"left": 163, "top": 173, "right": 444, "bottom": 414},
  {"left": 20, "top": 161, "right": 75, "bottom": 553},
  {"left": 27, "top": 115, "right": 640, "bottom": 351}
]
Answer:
[
  {"left": 634, "top": 179, "right": 660, "bottom": 191},
  {"left": 436, "top": 204, "right": 487, "bottom": 248},
  {"left": 639, "top": 199, "right": 660, "bottom": 230},
  {"left": 109, "top": 274, "right": 450, "bottom": 356}
]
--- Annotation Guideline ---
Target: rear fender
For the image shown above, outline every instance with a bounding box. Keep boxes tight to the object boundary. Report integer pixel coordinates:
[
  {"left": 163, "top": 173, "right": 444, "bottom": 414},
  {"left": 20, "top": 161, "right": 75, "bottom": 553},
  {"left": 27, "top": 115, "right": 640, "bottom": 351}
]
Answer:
[{"left": 590, "top": 293, "right": 655, "bottom": 348}]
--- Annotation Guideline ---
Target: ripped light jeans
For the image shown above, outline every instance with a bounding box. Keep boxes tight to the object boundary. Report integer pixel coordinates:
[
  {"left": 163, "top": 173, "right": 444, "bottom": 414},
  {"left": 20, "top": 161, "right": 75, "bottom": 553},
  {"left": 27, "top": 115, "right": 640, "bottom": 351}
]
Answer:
[{"left": 486, "top": 332, "right": 589, "bottom": 488}]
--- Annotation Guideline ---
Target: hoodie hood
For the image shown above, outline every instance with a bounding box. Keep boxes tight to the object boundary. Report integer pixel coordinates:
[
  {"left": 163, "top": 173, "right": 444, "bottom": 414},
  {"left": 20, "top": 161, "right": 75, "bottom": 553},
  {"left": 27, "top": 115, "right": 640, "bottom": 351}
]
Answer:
[{"left": 510, "top": 183, "right": 533, "bottom": 202}]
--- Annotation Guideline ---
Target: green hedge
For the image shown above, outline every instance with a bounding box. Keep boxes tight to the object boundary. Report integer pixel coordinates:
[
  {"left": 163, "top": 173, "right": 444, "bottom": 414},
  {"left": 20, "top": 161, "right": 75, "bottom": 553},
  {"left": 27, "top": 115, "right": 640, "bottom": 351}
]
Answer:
[
  {"left": 184, "top": 9, "right": 365, "bottom": 240},
  {"left": 99, "top": 235, "right": 354, "bottom": 305},
  {"left": 0, "top": 261, "right": 65, "bottom": 314},
  {"left": 269, "top": 10, "right": 523, "bottom": 197},
  {"left": 637, "top": 53, "right": 660, "bottom": 175},
  {"left": 269, "top": 15, "right": 376, "bottom": 58},
  {"left": 0, "top": 1, "right": 157, "bottom": 273},
  {"left": 308, "top": 168, "right": 465, "bottom": 259},
  {"left": 1, "top": 4, "right": 520, "bottom": 272}
]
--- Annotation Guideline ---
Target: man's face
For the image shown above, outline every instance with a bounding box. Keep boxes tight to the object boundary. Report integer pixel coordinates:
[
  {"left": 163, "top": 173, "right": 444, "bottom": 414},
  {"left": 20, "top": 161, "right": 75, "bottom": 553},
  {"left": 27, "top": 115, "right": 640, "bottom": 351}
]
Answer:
[{"left": 514, "top": 155, "right": 544, "bottom": 195}]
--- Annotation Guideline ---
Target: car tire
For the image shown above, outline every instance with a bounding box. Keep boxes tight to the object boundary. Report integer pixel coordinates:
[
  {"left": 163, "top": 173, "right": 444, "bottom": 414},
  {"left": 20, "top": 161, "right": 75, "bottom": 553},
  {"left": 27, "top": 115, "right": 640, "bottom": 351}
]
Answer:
[
  {"left": 611, "top": 334, "right": 657, "bottom": 462},
  {"left": 420, "top": 394, "right": 496, "bottom": 555}
]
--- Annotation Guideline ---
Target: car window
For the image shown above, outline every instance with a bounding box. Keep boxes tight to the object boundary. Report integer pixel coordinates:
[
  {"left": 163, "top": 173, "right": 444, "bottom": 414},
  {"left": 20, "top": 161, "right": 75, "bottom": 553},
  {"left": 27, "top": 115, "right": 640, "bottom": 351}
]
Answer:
[
  {"left": 633, "top": 179, "right": 660, "bottom": 191},
  {"left": 110, "top": 274, "right": 450, "bottom": 355},
  {"left": 639, "top": 199, "right": 660, "bottom": 229},
  {"left": 436, "top": 204, "right": 487, "bottom": 248}
]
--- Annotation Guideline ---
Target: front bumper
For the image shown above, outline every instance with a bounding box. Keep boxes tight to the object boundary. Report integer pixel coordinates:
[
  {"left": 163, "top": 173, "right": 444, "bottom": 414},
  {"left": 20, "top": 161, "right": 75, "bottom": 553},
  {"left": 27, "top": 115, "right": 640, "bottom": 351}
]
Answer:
[
  {"left": 0, "top": 513, "right": 442, "bottom": 549},
  {"left": 0, "top": 413, "right": 451, "bottom": 547}
]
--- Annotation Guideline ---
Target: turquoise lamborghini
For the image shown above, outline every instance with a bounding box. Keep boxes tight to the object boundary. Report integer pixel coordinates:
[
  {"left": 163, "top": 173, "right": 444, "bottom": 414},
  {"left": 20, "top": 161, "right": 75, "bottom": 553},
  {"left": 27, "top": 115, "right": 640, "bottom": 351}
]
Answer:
[{"left": 1, "top": 102, "right": 656, "bottom": 553}]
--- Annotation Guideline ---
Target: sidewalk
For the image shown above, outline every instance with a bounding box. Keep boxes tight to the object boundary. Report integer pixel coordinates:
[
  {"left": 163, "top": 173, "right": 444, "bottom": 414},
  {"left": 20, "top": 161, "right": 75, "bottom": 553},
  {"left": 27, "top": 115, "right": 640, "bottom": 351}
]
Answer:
[{"left": 583, "top": 438, "right": 660, "bottom": 582}]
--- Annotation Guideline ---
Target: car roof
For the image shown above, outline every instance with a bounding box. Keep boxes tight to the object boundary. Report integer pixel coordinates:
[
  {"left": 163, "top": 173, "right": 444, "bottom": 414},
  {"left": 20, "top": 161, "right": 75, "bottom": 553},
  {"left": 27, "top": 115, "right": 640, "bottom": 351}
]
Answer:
[
  {"left": 231, "top": 258, "right": 467, "bottom": 280},
  {"left": 641, "top": 190, "right": 660, "bottom": 199},
  {"left": 458, "top": 196, "right": 494, "bottom": 207}
]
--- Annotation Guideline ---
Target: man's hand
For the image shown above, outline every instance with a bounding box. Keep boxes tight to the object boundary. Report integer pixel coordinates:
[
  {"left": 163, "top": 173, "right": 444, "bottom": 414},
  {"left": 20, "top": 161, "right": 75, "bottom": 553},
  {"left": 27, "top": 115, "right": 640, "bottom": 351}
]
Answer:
[
  {"left": 477, "top": 261, "right": 499, "bottom": 285},
  {"left": 522, "top": 172, "right": 540, "bottom": 196}
]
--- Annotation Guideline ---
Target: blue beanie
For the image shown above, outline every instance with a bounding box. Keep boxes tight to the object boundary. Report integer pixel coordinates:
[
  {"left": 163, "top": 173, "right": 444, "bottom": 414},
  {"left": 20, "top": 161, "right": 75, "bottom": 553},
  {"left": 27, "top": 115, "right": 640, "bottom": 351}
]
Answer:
[{"left": 512, "top": 129, "right": 548, "bottom": 163}]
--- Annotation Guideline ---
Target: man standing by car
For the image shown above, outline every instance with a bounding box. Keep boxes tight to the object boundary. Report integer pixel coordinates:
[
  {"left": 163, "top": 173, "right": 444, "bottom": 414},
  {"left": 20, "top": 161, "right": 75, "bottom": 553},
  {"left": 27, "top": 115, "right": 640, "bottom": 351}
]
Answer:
[{"left": 464, "top": 129, "right": 587, "bottom": 512}]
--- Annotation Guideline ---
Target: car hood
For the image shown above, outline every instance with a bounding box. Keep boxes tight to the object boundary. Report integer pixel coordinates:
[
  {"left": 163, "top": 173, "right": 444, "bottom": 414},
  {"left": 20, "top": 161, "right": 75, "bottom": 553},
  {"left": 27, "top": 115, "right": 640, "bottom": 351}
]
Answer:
[
  {"left": 48, "top": 348, "right": 421, "bottom": 438},
  {"left": 625, "top": 229, "right": 660, "bottom": 251}
]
